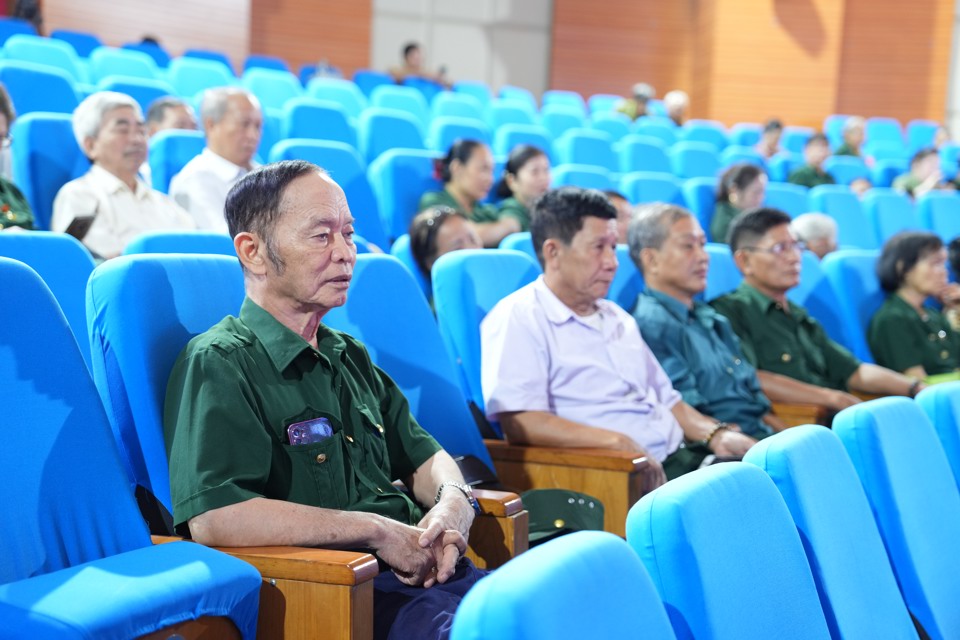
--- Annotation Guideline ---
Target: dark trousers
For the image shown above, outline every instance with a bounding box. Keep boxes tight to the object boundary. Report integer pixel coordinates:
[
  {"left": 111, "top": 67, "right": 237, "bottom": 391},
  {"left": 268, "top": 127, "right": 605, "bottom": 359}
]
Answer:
[
  {"left": 662, "top": 441, "right": 739, "bottom": 480},
  {"left": 373, "top": 557, "right": 488, "bottom": 640}
]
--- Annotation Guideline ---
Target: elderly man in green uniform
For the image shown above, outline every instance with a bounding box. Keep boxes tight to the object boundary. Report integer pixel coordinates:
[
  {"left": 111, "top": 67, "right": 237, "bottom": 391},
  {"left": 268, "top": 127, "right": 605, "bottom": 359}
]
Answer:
[
  {"left": 710, "top": 207, "right": 923, "bottom": 413},
  {"left": 788, "top": 133, "right": 836, "bottom": 189},
  {"left": 628, "top": 203, "right": 786, "bottom": 438},
  {"left": 163, "top": 160, "right": 484, "bottom": 640}
]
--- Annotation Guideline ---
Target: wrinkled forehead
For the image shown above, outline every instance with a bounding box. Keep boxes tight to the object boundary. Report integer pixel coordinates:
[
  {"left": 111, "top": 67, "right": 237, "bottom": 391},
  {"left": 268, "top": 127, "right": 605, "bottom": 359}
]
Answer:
[
  {"left": 759, "top": 222, "right": 795, "bottom": 244},
  {"left": 280, "top": 171, "right": 352, "bottom": 224}
]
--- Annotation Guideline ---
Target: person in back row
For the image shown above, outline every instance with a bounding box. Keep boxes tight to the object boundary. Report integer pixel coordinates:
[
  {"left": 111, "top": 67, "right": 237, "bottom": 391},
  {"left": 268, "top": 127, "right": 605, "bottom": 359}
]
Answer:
[
  {"left": 868, "top": 231, "right": 960, "bottom": 378},
  {"left": 169, "top": 87, "right": 263, "bottom": 233},
  {"left": 481, "top": 187, "right": 756, "bottom": 486},
  {"left": 51, "top": 91, "right": 194, "bottom": 258},
  {"left": 892, "top": 148, "right": 950, "bottom": 199},
  {"left": 834, "top": 116, "right": 865, "bottom": 157},
  {"left": 790, "top": 213, "right": 838, "bottom": 260},
  {"left": 146, "top": 96, "right": 198, "bottom": 138},
  {"left": 710, "top": 208, "right": 925, "bottom": 411},
  {"left": 629, "top": 203, "right": 785, "bottom": 438},
  {"left": 788, "top": 133, "right": 835, "bottom": 189},
  {"left": 711, "top": 163, "right": 766, "bottom": 244},
  {"left": 409, "top": 205, "right": 481, "bottom": 287},
  {"left": 419, "top": 139, "right": 517, "bottom": 247},
  {"left": 755, "top": 119, "right": 783, "bottom": 159},
  {"left": 494, "top": 144, "right": 551, "bottom": 232},
  {"left": 605, "top": 190, "right": 633, "bottom": 244},
  {"left": 0, "top": 82, "right": 32, "bottom": 231}
]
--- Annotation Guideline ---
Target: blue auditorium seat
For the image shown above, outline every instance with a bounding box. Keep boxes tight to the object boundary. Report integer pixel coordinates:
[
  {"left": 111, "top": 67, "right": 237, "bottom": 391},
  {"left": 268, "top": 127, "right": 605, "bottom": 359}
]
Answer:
[
  {"left": 767, "top": 151, "right": 804, "bottom": 183},
  {"left": 243, "top": 53, "right": 289, "bottom": 73},
  {"left": 607, "top": 245, "right": 644, "bottom": 311},
  {"left": 2, "top": 34, "right": 87, "bottom": 84},
  {"left": 704, "top": 243, "right": 742, "bottom": 301},
  {"left": 907, "top": 119, "right": 940, "bottom": 153},
  {"left": 499, "top": 231, "right": 537, "bottom": 264},
  {"left": 0, "top": 60, "right": 80, "bottom": 115},
  {"left": 677, "top": 119, "right": 728, "bottom": 151},
  {"left": 551, "top": 164, "right": 613, "bottom": 191},
  {"left": 97, "top": 76, "right": 175, "bottom": 114},
  {"left": 865, "top": 141, "right": 910, "bottom": 163},
  {"left": 306, "top": 77, "right": 368, "bottom": 121},
  {"left": 352, "top": 69, "right": 393, "bottom": 97},
  {"left": 787, "top": 250, "right": 859, "bottom": 356},
  {"left": 834, "top": 398, "right": 960, "bottom": 640},
  {"left": 823, "top": 114, "right": 852, "bottom": 149},
  {"left": 487, "top": 99, "right": 537, "bottom": 130},
  {"left": 808, "top": 184, "right": 876, "bottom": 249},
  {"left": 0, "top": 257, "right": 261, "bottom": 639},
  {"left": 492, "top": 123, "right": 554, "bottom": 162},
  {"left": 820, "top": 249, "right": 882, "bottom": 362},
  {"left": 280, "top": 97, "right": 357, "bottom": 148},
  {"left": 590, "top": 111, "right": 631, "bottom": 143},
  {"left": 862, "top": 188, "right": 918, "bottom": 246},
  {"left": 744, "top": 426, "right": 919, "bottom": 640},
  {"left": 824, "top": 155, "right": 870, "bottom": 186},
  {"left": 681, "top": 177, "right": 717, "bottom": 239},
  {"left": 917, "top": 382, "right": 960, "bottom": 493},
  {"left": 587, "top": 93, "right": 622, "bottom": 114},
  {"left": 728, "top": 122, "right": 761, "bottom": 147},
  {"left": 402, "top": 76, "right": 444, "bottom": 103},
  {"left": 453, "top": 80, "right": 492, "bottom": 107},
  {"left": 620, "top": 171, "right": 683, "bottom": 205},
  {"left": 539, "top": 104, "right": 585, "bottom": 140},
  {"left": 368, "top": 148, "right": 440, "bottom": 242},
  {"left": 182, "top": 48, "right": 235, "bottom": 74},
  {"left": 371, "top": 84, "right": 431, "bottom": 129},
  {"left": 627, "top": 463, "right": 832, "bottom": 640},
  {"left": 88, "top": 46, "right": 159, "bottom": 83},
  {"left": 257, "top": 107, "right": 281, "bottom": 163},
  {"left": 719, "top": 145, "right": 766, "bottom": 170},
  {"left": 427, "top": 116, "right": 490, "bottom": 152},
  {"left": 11, "top": 112, "right": 89, "bottom": 230},
  {"left": 866, "top": 116, "right": 904, "bottom": 146},
  {"left": 451, "top": 532, "right": 676, "bottom": 640},
  {"left": 357, "top": 107, "right": 426, "bottom": 163},
  {"left": 432, "top": 92, "right": 484, "bottom": 121},
  {"left": 780, "top": 126, "right": 814, "bottom": 154},
  {"left": 166, "top": 56, "right": 235, "bottom": 97},
  {"left": 554, "top": 128, "right": 616, "bottom": 172},
  {"left": 269, "top": 139, "right": 389, "bottom": 250},
  {"left": 390, "top": 233, "right": 431, "bottom": 299},
  {"left": 634, "top": 118, "right": 678, "bottom": 147},
  {"left": 764, "top": 182, "right": 809, "bottom": 218},
  {"left": 872, "top": 158, "right": 909, "bottom": 188},
  {"left": 0, "top": 17, "right": 35, "bottom": 46},
  {"left": 542, "top": 89, "right": 587, "bottom": 117},
  {"left": 499, "top": 85, "right": 538, "bottom": 113},
  {"left": 618, "top": 135, "right": 671, "bottom": 174},
  {"left": 121, "top": 41, "right": 171, "bottom": 68},
  {"left": 669, "top": 141, "right": 721, "bottom": 180},
  {"left": 917, "top": 191, "right": 960, "bottom": 241},
  {"left": 51, "top": 29, "right": 103, "bottom": 58},
  {"left": 147, "top": 129, "right": 206, "bottom": 193},
  {"left": 241, "top": 67, "right": 302, "bottom": 110},
  {"left": 122, "top": 230, "right": 234, "bottom": 256}
]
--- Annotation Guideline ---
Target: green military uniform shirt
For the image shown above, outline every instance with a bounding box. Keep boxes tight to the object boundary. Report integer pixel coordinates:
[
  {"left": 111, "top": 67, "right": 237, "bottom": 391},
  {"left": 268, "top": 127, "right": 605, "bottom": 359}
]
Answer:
[
  {"left": 417, "top": 189, "right": 500, "bottom": 224},
  {"left": 0, "top": 176, "right": 34, "bottom": 230},
  {"left": 788, "top": 165, "right": 836, "bottom": 189},
  {"left": 711, "top": 283, "right": 861, "bottom": 390},
  {"left": 867, "top": 294, "right": 960, "bottom": 375},
  {"left": 163, "top": 297, "right": 442, "bottom": 535},
  {"left": 833, "top": 143, "right": 860, "bottom": 157},
  {"left": 892, "top": 174, "right": 922, "bottom": 197},
  {"left": 496, "top": 196, "right": 531, "bottom": 231},
  {"left": 710, "top": 200, "right": 742, "bottom": 245}
]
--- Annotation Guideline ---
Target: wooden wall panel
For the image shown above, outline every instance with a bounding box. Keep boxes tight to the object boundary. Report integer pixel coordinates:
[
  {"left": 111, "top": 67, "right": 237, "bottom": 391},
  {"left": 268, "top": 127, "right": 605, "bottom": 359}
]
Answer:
[
  {"left": 550, "top": 0, "right": 696, "bottom": 111},
  {"left": 42, "top": 0, "right": 250, "bottom": 72},
  {"left": 249, "top": 0, "right": 372, "bottom": 80},
  {"left": 836, "top": 0, "right": 953, "bottom": 123}
]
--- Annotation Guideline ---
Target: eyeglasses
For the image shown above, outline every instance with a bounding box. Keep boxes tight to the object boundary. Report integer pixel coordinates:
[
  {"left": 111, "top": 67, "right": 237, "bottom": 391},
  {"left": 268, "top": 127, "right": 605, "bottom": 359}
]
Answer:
[{"left": 741, "top": 240, "right": 806, "bottom": 256}]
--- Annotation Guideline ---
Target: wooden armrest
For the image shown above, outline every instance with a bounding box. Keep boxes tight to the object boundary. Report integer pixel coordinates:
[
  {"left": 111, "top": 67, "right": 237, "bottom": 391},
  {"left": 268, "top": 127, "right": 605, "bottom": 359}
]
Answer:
[
  {"left": 853, "top": 391, "right": 884, "bottom": 402},
  {"left": 212, "top": 546, "right": 378, "bottom": 586},
  {"left": 771, "top": 402, "right": 830, "bottom": 428},
  {"left": 468, "top": 488, "right": 528, "bottom": 569},
  {"left": 473, "top": 488, "right": 523, "bottom": 517},
  {"left": 151, "top": 535, "right": 182, "bottom": 545},
  {"left": 484, "top": 439, "right": 650, "bottom": 472}
]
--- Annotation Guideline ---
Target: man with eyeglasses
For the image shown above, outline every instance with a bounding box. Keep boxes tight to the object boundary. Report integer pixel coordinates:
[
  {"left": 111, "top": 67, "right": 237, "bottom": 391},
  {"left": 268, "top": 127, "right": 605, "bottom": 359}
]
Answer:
[{"left": 711, "top": 208, "right": 922, "bottom": 412}]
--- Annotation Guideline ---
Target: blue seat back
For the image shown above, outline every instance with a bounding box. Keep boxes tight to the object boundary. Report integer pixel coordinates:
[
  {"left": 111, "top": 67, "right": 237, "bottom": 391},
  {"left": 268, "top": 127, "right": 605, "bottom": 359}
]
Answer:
[
  {"left": 728, "top": 122, "right": 761, "bottom": 147},
  {"left": 786, "top": 250, "right": 856, "bottom": 353},
  {"left": 389, "top": 233, "right": 430, "bottom": 299},
  {"left": 357, "top": 107, "right": 425, "bottom": 163},
  {"left": 780, "top": 126, "right": 814, "bottom": 154},
  {"left": 148, "top": 129, "right": 206, "bottom": 194},
  {"left": 916, "top": 382, "right": 960, "bottom": 495},
  {"left": 486, "top": 100, "right": 536, "bottom": 130},
  {"left": 451, "top": 531, "right": 676, "bottom": 640},
  {"left": 167, "top": 57, "right": 235, "bottom": 97},
  {"left": 551, "top": 164, "right": 613, "bottom": 191},
  {"left": 122, "top": 231, "right": 235, "bottom": 256},
  {"left": 499, "top": 85, "right": 538, "bottom": 112},
  {"left": 768, "top": 151, "right": 804, "bottom": 183},
  {"left": 554, "top": 128, "right": 616, "bottom": 172},
  {"left": 824, "top": 114, "right": 852, "bottom": 149},
  {"left": 0, "top": 17, "right": 35, "bottom": 47},
  {"left": 97, "top": 76, "right": 176, "bottom": 115},
  {"left": 634, "top": 119, "right": 678, "bottom": 147},
  {"left": 402, "top": 76, "right": 444, "bottom": 103},
  {"left": 244, "top": 53, "right": 289, "bottom": 73},
  {"left": 371, "top": 85, "right": 430, "bottom": 129},
  {"left": 939, "top": 143, "right": 960, "bottom": 180},
  {"left": 863, "top": 188, "right": 917, "bottom": 245},
  {"left": 121, "top": 42, "right": 171, "bottom": 68},
  {"left": 351, "top": 69, "right": 394, "bottom": 97},
  {"left": 432, "top": 93, "right": 484, "bottom": 122},
  {"left": 453, "top": 81, "right": 492, "bottom": 108},
  {"left": 542, "top": 90, "right": 587, "bottom": 116},
  {"left": 764, "top": 182, "right": 809, "bottom": 217},
  {"left": 0, "top": 232, "right": 95, "bottom": 368},
  {"left": 907, "top": 119, "right": 939, "bottom": 153},
  {"left": 88, "top": 46, "right": 159, "bottom": 82},
  {"left": 669, "top": 141, "right": 720, "bottom": 179},
  {"left": 865, "top": 141, "right": 910, "bottom": 163},
  {"left": 808, "top": 184, "right": 876, "bottom": 249},
  {"left": 280, "top": 97, "right": 356, "bottom": 148},
  {"left": 368, "top": 148, "right": 440, "bottom": 243},
  {"left": 619, "top": 134, "right": 670, "bottom": 174},
  {"left": 269, "top": 139, "right": 388, "bottom": 250},
  {"left": 744, "top": 426, "right": 918, "bottom": 639},
  {"left": 182, "top": 48, "right": 234, "bottom": 73},
  {"left": 323, "top": 254, "right": 494, "bottom": 470},
  {"left": 917, "top": 191, "right": 960, "bottom": 241},
  {"left": 241, "top": 67, "right": 302, "bottom": 111},
  {"left": 306, "top": 77, "right": 368, "bottom": 120},
  {"left": 0, "top": 257, "right": 148, "bottom": 584},
  {"left": 608, "top": 245, "right": 644, "bottom": 311},
  {"left": 498, "top": 231, "right": 537, "bottom": 264},
  {"left": 627, "top": 463, "right": 831, "bottom": 640},
  {"left": 427, "top": 116, "right": 490, "bottom": 152},
  {"left": 820, "top": 249, "right": 882, "bottom": 362},
  {"left": 719, "top": 145, "right": 766, "bottom": 170},
  {"left": 704, "top": 243, "right": 742, "bottom": 301},
  {"left": 3, "top": 34, "right": 86, "bottom": 84},
  {"left": 620, "top": 171, "right": 683, "bottom": 205},
  {"left": 539, "top": 105, "right": 586, "bottom": 140},
  {"left": 681, "top": 177, "right": 717, "bottom": 239},
  {"left": 872, "top": 158, "right": 909, "bottom": 188},
  {"left": 824, "top": 155, "right": 870, "bottom": 186},
  {"left": 86, "top": 254, "right": 245, "bottom": 513},
  {"left": 834, "top": 398, "right": 960, "bottom": 639},
  {"left": 257, "top": 107, "right": 281, "bottom": 162},
  {"left": 433, "top": 249, "right": 541, "bottom": 409},
  {"left": 51, "top": 29, "right": 104, "bottom": 58},
  {"left": 12, "top": 112, "right": 89, "bottom": 230},
  {"left": 0, "top": 60, "right": 80, "bottom": 115},
  {"left": 677, "top": 119, "right": 728, "bottom": 151},
  {"left": 590, "top": 112, "right": 631, "bottom": 143},
  {"left": 866, "top": 117, "right": 904, "bottom": 145},
  {"left": 492, "top": 123, "right": 554, "bottom": 162},
  {"left": 587, "top": 93, "right": 622, "bottom": 114}
]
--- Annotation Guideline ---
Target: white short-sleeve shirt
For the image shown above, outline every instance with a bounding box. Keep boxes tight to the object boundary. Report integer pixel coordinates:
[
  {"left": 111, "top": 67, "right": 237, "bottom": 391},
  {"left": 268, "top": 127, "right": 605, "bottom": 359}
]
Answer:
[{"left": 168, "top": 148, "right": 257, "bottom": 234}]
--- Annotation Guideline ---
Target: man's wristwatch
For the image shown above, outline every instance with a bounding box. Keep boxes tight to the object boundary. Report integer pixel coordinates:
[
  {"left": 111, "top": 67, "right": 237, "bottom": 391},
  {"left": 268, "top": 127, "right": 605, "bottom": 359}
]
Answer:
[{"left": 435, "top": 481, "right": 481, "bottom": 514}]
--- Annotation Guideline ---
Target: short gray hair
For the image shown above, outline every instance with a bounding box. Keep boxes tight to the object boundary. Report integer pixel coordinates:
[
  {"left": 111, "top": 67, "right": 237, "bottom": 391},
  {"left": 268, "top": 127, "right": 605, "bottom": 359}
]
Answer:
[
  {"left": 200, "top": 87, "right": 260, "bottom": 125},
  {"left": 146, "top": 95, "right": 188, "bottom": 126},
  {"left": 842, "top": 116, "right": 865, "bottom": 133},
  {"left": 663, "top": 90, "right": 689, "bottom": 110},
  {"left": 627, "top": 202, "right": 693, "bottom": 273},
  {"left": 791, "top": 212, "right": 837, "bottom": 243},
  {"left": 72, "top": 91, "right": 142, "bottom": 147}
]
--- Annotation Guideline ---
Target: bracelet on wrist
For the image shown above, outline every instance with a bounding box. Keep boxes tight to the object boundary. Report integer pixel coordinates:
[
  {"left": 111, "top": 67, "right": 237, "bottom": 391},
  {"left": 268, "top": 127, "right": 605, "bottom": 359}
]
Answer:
[
  {"left": 908, "top": 378, "right": 922, "bottom": 398},
  {"left": 705, "top": 422, "right": 730, "bottom": 446}
]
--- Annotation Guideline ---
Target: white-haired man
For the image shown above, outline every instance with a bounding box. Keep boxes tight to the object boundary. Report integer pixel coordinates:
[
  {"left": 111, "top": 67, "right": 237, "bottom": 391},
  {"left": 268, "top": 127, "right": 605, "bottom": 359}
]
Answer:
[
  {"left": 169, "top": 87, "right": 262, "bottom": 233},
  {"left": 790, "top": 212, "right": 838, "bottom": 260},
  {"left": 51, "top": 91, "right": 194, "bottom": 259}
]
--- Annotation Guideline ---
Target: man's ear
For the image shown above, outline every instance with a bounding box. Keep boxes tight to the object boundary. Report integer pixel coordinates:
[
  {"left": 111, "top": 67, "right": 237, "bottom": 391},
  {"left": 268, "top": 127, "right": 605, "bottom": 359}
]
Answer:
[
  {"left": 732, "top": 248, "right": 751, "bottom": 276},
  {"left": 81, "top": 136, "right": 97, "bottom": 160},
  {"left": 541, "top": 237, "right": 561, "bottom": 267},
  {"left": 640, "top": 246, "right": 658, "bottom": 276},
  {"left": 234, "top": 231, "right": 267, "bottom": 276}
]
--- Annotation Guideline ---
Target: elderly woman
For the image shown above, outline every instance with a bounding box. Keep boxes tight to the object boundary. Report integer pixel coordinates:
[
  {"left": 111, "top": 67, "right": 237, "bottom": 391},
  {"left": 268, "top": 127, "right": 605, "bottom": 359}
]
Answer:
[
  {"left": 409, "top": 205, "right": 481, "bottom": 287},
  {"left": 51, "top": 91, "right": 194, "bottom": 259},
  {"left": 711, "top": 163, "right": 766, "bottom": 244},
  {"left": 868, "top": 231, "right": 960, "bottom": 379},
  {"left": 0, "top": 82, "right": 33, "bottom": 231}
]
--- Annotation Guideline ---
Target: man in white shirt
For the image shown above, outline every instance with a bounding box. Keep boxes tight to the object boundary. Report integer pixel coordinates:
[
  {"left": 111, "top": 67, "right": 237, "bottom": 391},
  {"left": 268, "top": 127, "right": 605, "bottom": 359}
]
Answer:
[
  {"left": 481, "top": 187, "right": 756, "bottom": 486},
  {"left": 169, "top": 87, "right": 262, "bottom": 234},
  {"left": 51, "top": 92, "right": 195, "bottom": 259}
]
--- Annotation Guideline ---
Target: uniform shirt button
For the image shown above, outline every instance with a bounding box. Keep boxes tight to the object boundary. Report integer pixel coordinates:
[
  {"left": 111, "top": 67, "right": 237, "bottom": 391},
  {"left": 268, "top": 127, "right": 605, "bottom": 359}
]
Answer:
[
  {"left": 781, "top": 353, "right": 792, "bottom": 363},
  {"left": 316, "top": 453, "right": 327, "bottom": 464}
]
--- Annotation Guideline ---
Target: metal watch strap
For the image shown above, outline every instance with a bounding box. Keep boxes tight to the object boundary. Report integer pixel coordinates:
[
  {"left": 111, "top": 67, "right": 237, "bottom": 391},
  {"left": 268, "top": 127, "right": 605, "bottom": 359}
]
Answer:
[{"left": 435, "top": 480, "right": 481, "bottom": 514}]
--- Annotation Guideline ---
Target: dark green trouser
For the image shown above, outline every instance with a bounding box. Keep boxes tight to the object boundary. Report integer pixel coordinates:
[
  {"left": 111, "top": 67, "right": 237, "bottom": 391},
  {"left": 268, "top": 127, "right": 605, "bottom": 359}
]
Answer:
[{"left": 662, "top": 441, "right": 713, "bottom": 481}]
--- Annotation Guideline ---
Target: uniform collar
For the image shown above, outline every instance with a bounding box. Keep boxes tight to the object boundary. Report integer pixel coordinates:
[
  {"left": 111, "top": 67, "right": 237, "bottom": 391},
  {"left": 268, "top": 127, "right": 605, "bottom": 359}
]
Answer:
[
  {"left": 534, "top": 275, "right": 619, "bottom": 327},
  {"left": 644, "top": 287, "right": 717, "bottom": 328},
  {"left": 240, "top": 297, "right": 346, "bottom": 372}
]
